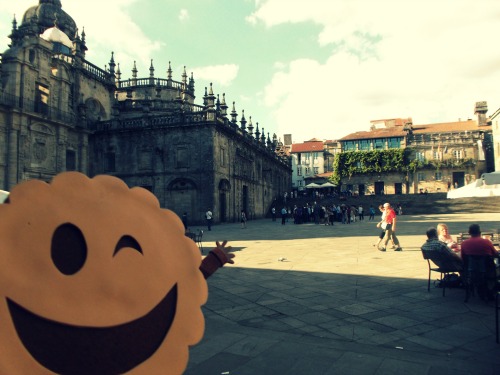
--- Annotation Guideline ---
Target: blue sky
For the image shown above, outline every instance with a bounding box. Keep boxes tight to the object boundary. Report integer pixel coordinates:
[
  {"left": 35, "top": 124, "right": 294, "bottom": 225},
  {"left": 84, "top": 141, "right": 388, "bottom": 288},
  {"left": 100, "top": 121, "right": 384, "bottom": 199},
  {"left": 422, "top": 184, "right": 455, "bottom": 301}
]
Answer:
[{"left": 2, "top": 0, "right": 500, "bottom": 143}]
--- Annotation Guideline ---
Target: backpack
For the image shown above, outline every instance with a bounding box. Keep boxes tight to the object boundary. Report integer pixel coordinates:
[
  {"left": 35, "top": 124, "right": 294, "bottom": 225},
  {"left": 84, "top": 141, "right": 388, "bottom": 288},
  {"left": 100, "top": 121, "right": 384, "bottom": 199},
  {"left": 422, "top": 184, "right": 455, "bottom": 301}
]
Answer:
[{"left": 435, "top": 273, "right": 463, "bottom": 288}]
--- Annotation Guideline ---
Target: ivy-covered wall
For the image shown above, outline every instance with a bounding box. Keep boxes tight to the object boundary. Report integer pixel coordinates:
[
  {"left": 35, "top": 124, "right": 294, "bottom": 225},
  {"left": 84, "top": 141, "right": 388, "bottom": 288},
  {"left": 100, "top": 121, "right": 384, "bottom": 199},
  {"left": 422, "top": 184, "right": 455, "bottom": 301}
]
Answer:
[
  {"left": 330, "top": 149, "right": 408, "bottom": 186},
  {"left": 330, "top": 148, "right": 484, "bottom": 194}
]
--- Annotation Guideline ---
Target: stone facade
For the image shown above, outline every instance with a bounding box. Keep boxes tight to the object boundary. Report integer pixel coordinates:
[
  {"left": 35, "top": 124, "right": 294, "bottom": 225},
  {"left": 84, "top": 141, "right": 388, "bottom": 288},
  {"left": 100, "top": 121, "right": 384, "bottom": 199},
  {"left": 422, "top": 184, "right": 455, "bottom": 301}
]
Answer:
[
  {"left": 0, "top": 1, "right": 291, "bottom": 224},
  {"left": 337, "top": 108, "right": 495, "bottom": 195}
]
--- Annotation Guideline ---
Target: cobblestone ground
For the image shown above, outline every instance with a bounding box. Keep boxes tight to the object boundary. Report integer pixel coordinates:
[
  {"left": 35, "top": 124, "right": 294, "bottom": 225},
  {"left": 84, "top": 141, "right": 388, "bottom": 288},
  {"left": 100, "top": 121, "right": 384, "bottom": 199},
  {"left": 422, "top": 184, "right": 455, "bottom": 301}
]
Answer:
[{"left": 185, "top": 213, "right": 500, "bottom": 375}]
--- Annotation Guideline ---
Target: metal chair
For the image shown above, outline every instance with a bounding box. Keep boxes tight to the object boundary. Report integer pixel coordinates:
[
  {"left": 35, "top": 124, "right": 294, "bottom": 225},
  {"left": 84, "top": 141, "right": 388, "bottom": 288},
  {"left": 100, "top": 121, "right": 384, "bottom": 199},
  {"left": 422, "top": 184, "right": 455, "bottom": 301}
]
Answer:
[
  {"left": 194, "top": 229, "right": 204, "bottom": 253},
  {"left": 421, "top": 248, "right": 461, "bottom": 297},
  {"left": 462, "top": 255, "right": 496, "bottom": 303}
]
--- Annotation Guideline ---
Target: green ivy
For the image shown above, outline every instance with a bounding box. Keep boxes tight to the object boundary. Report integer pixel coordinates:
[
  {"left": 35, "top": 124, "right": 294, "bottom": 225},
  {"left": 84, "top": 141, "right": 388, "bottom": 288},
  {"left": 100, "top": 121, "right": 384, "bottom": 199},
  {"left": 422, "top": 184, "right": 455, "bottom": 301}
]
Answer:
[
  {"left": 329, "top": 147, "right": 477, "bottom": 186},
  {"left": 330, "top": 149, "right": 408, "bottom": 185}
]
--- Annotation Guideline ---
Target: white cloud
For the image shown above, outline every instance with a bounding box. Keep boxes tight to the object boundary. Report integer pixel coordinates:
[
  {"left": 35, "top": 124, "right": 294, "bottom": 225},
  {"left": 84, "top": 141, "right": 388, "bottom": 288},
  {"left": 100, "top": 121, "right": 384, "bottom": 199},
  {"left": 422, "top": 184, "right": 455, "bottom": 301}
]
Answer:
[
  {"left": 251, "top": 0, "right": 500, "bottom": 142},
  {"left": 178, "top": 9, "right": 189, "bottom": 22},
  {"left": 192, "top": 64, "right": 239, "bottom": 87},
  {"left": 1, "top": 1, "right": 163, "bottom": 73}
]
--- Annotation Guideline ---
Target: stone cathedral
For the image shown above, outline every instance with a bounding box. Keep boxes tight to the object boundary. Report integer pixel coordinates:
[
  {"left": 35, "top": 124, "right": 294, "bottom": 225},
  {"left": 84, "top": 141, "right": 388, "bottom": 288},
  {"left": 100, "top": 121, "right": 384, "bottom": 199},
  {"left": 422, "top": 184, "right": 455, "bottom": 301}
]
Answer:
[{"left": 0, "top": 0, "right": 291, "bottom": 224}]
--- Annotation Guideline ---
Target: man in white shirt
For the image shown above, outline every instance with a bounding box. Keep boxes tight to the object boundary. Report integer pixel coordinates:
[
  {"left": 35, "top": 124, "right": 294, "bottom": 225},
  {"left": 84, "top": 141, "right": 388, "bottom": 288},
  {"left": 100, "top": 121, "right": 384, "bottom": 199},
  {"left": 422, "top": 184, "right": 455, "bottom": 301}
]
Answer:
[{"left": 205, "top": 209, "right": 213, "bottom": 231}]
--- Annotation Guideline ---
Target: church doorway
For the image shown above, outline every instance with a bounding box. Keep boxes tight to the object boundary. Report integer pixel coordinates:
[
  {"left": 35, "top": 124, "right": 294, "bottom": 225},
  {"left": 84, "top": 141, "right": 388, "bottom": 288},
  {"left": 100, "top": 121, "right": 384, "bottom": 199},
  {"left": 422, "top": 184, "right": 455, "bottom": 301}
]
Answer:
[{"left": 218, "top": 179, "right": 230, "bottom": 223}]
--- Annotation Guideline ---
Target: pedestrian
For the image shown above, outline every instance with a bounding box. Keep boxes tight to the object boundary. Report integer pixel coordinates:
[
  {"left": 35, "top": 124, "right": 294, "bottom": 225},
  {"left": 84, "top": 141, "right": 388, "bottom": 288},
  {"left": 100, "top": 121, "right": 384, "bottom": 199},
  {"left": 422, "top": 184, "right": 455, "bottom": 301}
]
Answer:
[
  {"left": 379, "top": 203, "right": 403, "bottom": 252},
  {"left": 205, "top": 209, "right": 213, "bottom": 231},
  {"left": 271, "top": 207, "right": 276, "bottom": 221},
  {"left": 373, "top": 205, "right": 395, "bottom": 249},
  {"left": 240, "top": 210, "right": 247, "bottom": 229},
  {"left": 329, "top": 205, "right": 335, "bottom": 226},
  {"left": 358, "top": 205, "right": 364, "bottom": 221},
  {"left": 368, "top": 205, "right": 375, "bottom": 221},
  {"left": 281, "top": 207, "right": 287, "bottom": 225},
  {"left": 314, "top": 201, "right": 320, "bottom": 224}
]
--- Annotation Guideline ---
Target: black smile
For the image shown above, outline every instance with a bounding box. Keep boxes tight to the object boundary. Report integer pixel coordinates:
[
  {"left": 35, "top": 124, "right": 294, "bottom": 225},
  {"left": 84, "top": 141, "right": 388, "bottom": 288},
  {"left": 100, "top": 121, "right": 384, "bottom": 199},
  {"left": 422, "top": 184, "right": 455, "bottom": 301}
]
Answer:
[{"left": 7, "top": 285, "right": 177, "bottom": 375}]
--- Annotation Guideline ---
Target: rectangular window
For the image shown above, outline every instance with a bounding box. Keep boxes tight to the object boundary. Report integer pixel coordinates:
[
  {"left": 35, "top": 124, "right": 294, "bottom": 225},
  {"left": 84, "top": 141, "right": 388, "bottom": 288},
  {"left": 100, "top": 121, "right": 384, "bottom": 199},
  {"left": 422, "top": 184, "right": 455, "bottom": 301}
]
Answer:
[
  {"left": 435, "top": 172, "right": 442, "bottom": 181},
  {"left": 359, "top": 140, "right": 370, "bottom": 150},
  {"left": 139, "top": 150, "right": 152, "bottom": 170},
  {"left": 415, "top": 151, "right": 425, "bottom": 161},
  {"left": 105, "top": 152, "right": 116, "bottom": 172},
  {"left": 305, "top": 167, "right": 310, "bottom": 175},
  {"left": 66, "top": 150, "right": 76, "bottom": 171},
  {"left": 220, "top": 147, "right": 225, "bottom": 166},
  {"left": 313, "top": 167, "right": 319, "bottom": 175},
  {"left": 374, "top": 139, "right": 385, "bottom": 149},
  {"left": 35, "top": 83, "right": 50, "bottom": 115},
  {"left": 343, "top": 141, "right": 356, "bottom": 151},
  {"left": 453, "top": 150, "right": 462, "bottom": 160},
  {"left": 176, "top": 147, "right": 189, "bottom": 168},
  {"left": 297, "top": 167, "right": 302, "bottom": 176},
  {"left": 313, "top": 152, "right": 318, "bottom": 160},
  {"left": 387, "top": 138, "right": 401, "bottom": 148},
  {"left": 433, "top": 151, "right": 442, "bottom": 160},
  {"left": 417, "top": 172, "right": 425, "bottom": 181}
]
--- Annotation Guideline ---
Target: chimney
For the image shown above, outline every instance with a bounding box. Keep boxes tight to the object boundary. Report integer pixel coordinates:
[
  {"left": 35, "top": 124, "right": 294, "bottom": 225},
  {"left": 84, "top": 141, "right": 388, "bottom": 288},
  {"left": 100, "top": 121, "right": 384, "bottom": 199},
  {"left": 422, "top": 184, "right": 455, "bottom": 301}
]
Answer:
[
  {"left": 475, "top": 101, "right": 488, "bottom": 126},
  {"left": 284, "top": 134, "right": 292, "bottom": 146}
]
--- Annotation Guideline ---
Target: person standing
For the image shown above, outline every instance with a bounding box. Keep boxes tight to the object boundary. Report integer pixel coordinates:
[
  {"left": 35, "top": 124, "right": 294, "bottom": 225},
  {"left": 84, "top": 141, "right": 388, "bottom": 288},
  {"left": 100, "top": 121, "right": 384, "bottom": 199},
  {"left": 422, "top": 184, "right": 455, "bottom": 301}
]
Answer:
[
  {"left": 314, "top": 202, "right": 320, "bottom": 224},
  {"left": 379, "top": 203, "right": 403, "bottom": 252},
  {"left": 281, "top": 207, "right": 287, "bottom": 225},
  {"left": 205, "top": 209, "right": 213, "bottom": 231},
  {"left": 240, "top": 210, "right": 247, "bottom": 229},
  {"left": 368, "top": 205, "right": 375, "bottom": 221},
  {"left": 358, "top": 205, "right": 364, "bottom": 221},
  {"left": 271, "top": 207, "right": 276, "bottom": 221}
]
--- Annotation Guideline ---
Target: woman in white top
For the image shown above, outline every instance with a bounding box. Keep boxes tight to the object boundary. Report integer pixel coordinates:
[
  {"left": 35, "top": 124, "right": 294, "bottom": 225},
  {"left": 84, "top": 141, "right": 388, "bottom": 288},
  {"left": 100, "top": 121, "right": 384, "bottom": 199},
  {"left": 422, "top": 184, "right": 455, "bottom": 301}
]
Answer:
[{"left": 437, "top": 223, "right": 458, "bottom": 251}]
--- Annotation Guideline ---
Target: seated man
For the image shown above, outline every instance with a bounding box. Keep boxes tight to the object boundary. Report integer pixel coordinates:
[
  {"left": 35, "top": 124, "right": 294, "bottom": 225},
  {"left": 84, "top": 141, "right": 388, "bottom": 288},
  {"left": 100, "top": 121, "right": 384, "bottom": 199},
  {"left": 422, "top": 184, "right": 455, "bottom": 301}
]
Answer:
[
  {"left": 421, "top": 227, "right": 463, "bottom": 272},
  {"left": 460, "top": 224, "right": 499, "bottom": 299},
  {"left": 460, "top": 224, "right": 499, "bottom": 258}
]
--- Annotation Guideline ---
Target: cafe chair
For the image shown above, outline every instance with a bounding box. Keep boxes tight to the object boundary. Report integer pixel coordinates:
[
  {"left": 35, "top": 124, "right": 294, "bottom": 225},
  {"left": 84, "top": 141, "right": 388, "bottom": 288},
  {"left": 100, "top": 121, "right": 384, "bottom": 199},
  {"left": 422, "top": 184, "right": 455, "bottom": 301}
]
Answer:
[
  {"left": 194, "top": 229, "right": 204, "bottom": 253},
  {"left": 421, "top": 249, "right": 461, "bottom": 297},
  {"left": 462, "top": 255, "right": 494, "bottom": 303}
]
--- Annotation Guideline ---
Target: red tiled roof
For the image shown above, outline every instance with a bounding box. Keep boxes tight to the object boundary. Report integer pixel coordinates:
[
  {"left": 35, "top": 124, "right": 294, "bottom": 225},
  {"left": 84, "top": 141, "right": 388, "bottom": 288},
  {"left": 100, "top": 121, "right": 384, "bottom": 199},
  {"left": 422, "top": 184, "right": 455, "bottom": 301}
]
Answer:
[
  {"left": 339, "top": 127, "right": 406, "bottom": 141},
  {"left": 412, "top": 120, "right": 490, "bottom": 133},
  {"left": 290, "top": 141, "right": 324, "bottom": 153},
  {"left": 340, "top": 120, "right": 491, "bottom": 141}
]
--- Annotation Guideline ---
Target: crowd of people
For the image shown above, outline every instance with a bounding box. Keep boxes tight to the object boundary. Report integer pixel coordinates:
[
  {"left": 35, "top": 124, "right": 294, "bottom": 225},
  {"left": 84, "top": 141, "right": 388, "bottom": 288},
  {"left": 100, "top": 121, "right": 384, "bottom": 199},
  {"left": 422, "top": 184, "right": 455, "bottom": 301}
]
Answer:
[{"left": 271, "top": 201, "right": 404, "bottom": 227}]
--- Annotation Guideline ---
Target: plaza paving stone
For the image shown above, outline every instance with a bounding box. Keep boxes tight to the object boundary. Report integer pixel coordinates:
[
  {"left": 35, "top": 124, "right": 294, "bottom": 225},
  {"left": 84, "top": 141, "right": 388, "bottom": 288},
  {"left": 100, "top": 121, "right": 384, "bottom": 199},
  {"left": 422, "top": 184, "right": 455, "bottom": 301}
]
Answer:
[{"left": 185, "top": 213, "right": 500, "bottom": 375}]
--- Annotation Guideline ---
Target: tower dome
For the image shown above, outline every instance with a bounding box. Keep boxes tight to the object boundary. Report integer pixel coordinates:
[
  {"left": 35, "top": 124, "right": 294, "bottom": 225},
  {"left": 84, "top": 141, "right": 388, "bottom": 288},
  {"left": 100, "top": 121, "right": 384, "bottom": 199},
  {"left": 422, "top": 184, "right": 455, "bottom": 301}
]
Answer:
[
  {"left": 21, "top": 0, "right": 77, "bottom": 40},
  {"left": 40, "top": 25, "right": 73, "bottom": 55}
]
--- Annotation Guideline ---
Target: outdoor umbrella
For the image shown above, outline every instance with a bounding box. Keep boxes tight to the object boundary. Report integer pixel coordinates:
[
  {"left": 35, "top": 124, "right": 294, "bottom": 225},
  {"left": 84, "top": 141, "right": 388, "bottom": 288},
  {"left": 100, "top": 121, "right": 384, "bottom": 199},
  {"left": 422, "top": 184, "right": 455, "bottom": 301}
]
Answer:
[
  {"left": 305, "top": 183, "right": 321, "bottom": 188},
  {"left": 319, "top": 182, "right": 336, "bottom": 188}
]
